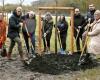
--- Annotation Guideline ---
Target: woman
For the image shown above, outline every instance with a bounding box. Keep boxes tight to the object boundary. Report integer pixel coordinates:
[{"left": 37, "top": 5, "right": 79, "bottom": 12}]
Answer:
[
  {"left": 22, "top": 11, "right": 36, "bottom": 53},
  {"left": 42, "top": 12, "right": 53, "bottom": 54},
  {"left": 88, "top": 10, "right": 100, "bottom": 60},
  {"left": 57, "top": 15, "right": 68, "bottom": 54}
]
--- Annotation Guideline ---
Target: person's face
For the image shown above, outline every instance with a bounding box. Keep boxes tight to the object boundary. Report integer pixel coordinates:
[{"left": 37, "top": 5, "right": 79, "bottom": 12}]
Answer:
[
  {"left": 89, "top": 5, "right": 95, "bottom": 11},
  {"left": 94, "top": 12, "right": 100, "bottom": 21},
  {"left": 75, "top": 9, "right": 80, "bottom": 15},
  {"left": 29, "top": 14, "right": 33, "bottom": 19},
  {"left": 61, "top": 16, "right": 65, "bottom": 21},
  {"left": 16, "top": 9, "right": 22, "bottom": 16}
]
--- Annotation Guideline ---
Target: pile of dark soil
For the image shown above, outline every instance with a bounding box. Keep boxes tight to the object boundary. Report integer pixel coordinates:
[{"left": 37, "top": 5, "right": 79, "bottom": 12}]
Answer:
[{"left": 25, "top": 52, "right": 99, "bottom": 75}]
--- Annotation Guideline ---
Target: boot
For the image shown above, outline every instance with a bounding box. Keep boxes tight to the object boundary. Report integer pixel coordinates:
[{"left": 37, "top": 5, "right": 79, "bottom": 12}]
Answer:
[
  {"left": 42, "top": 47, "right": 46, "bottom": 52},
  {"left": 19, "top": 53, "right": 28, "bottom": 61},
  {"left": 19, "top": 52, "right": 29, "bottom": 65},
  {"left": 7, "top": 52, "right": 12, "bottom": 60}
]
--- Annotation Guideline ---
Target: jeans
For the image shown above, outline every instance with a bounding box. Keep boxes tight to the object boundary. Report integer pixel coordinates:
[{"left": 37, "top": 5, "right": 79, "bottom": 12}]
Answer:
[{"left": 30, "top": 33, "right": 35, "bottom": 50}]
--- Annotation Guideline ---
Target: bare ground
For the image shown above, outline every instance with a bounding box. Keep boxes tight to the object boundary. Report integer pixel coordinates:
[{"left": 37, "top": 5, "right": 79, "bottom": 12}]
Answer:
[
  {"left": 0, "top": 38, "right": 100, "bottom": 80},
  {"left": 0, "top": 52, "right": 100, "bottom": 80}
]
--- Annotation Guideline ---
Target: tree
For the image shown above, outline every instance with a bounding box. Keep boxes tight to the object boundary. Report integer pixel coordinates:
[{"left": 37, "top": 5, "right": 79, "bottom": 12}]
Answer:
[
  {"left": 0, "top": 0, "right": 5, "bottom": 11},
  {"left": 19, "top": 0, "right": 25, "bottom": 7}
]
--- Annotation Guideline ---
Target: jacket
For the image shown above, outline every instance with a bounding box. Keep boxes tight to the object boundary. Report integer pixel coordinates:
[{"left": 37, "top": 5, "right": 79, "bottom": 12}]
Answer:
[
  {"left": 74, "top": 14, "right": 86, "bottom": 35},
  {"left": 88, "top": 19, "right": 100, "bottom": 54},
  {"left": 7, "top": 10, "right": 22, "bottom": 39},
  {"left": 86, "top": 10, "right": 96, "bottom": 23},
  {"left": 57, "top": 20, "right": 68, "bottom": 34},
  {"left": 42, "top": 19, "right": 53, "bottom": 35},
  {"left": 0, "top": 20, "right": 7, "bottom": 48},
  {"left": 22, "top": 15, "right": 36, "bottom": 34}
]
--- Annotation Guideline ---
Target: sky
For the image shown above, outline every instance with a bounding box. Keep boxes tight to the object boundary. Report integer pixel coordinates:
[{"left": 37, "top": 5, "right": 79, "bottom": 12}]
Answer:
[{"left": 0, "top": 0, "right": 38, "bottom": 5}]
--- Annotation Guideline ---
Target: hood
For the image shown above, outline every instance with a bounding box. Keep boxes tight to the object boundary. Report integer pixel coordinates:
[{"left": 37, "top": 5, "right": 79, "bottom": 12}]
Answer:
[{"left": 13, "top": 9, "right": 21, "bottom": 18}]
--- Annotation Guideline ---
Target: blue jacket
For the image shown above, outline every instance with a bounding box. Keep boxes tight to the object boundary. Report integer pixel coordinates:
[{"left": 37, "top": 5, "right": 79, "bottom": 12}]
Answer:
[{"left": 57, "top": 20, "right": 68, "bottom": 34}]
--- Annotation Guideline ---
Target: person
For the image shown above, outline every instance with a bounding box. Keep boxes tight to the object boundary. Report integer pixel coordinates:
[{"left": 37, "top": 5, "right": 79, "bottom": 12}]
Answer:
[
  {"left": 85, "top": 4, "right": 96, "bottom": 24},
  {"left": 7, "top": 7, "right": 26, "bottom": 61},
  {"left": 82, "top": 4, "right": 96, "bottom": 52},
  {"left": 22, "top": 11, "right": 36, "bottom": 53},
  {"left": 0, "top": 13, "right": 7, "bottom": 57},
  {"left": 57, "top": 15, "right": 68, "bottom": 54},
  {"left": 87, "top": 10, "right": 100, "bottom": 60},
  {"left": 42, "top": 12, "right": 53, "bottom": 54},
  {"left": 74, "top": 8, "right": 86, "bottom": 51}
]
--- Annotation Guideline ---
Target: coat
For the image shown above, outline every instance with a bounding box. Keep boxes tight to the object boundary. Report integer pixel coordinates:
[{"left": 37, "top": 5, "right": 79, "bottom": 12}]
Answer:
[
  {"left": 22, "top": 19, "right": 36, "bottom": 34},
  {"left": 7, "top": 10, "right": 22, "bottom": 39},
  {"left": 74, "top": 14, "right": 86, "bottom": 35},
  {"left": 0, "top": 20, "right": 7, "bottom": 48},
  {"left": 86, "top": 10, "right": 96, "bottom": 23},
  {"left": 88, "top": 19, "right": 100, "bottom": 55},
  {"left": 42, "top": 19, "right": 53, "bottom": 35},
  {"left": 57, "top": 20, "right": 68, "bottom": 34}
]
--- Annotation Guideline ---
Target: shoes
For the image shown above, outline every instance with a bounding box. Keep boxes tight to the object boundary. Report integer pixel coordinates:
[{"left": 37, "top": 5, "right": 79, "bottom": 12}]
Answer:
[
  {"left": 7, "top": 52, "right": 12, "bottom": 60},
  {"left": 45, "top": 50, "right": 51, "bottom": 54},
  {"left": 60, "top": 50, "right": 66, "bottom": 55}
]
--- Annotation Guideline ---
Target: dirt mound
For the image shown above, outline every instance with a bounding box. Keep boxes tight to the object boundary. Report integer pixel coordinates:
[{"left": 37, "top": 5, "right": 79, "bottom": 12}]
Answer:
[{"left": 26, "top": 52, "right": 99, "bottom": 75}]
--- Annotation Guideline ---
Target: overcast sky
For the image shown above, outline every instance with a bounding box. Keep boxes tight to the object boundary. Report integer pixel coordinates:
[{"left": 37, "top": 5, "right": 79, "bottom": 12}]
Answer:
[{"left": 0, "top": 0, "right": 38, "bottom": 5}]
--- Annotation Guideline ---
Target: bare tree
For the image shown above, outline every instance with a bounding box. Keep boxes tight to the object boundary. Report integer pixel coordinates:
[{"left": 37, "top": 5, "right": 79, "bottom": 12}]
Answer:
[
  {"left": 1, "top": 0, "right": 5, "bottom": 11},
  {"left": 19, "top": 0, "right": 25, "bottom": 7}
]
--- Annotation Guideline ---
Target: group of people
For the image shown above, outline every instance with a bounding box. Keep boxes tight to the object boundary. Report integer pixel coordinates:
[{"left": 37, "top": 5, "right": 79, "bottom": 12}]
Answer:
[
  {"left": 0, "top": 3, "right": 100, "bottom": 63},
  {"left": 74, "top": 4, "right": 100, "bottom": 61},
  {"left": 41, "top": 13, "right": 68, "bottom": 54}
]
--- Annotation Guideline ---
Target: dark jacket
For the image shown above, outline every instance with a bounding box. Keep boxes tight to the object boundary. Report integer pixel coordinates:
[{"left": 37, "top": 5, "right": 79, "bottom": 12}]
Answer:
[
  {"left": 7, "top": 10, "right": 22, "bottom": 39},
  {"left": 74, "top": 14, "right": 86, "bottom": 35},
  {"left": 42, "top": 19, "right": 53, "bottom": 35},
  {"left": 57, "top": 20, "right": 68, "bottom": 34},
  {"left": 86, "top": 9, "right": 96, "bottom": 23},
  {"left": 74, "top": 14, "right": 86, "bottom": 29}
]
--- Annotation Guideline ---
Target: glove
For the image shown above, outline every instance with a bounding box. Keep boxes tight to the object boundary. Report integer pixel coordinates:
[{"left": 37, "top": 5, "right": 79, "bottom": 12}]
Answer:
[
  {"left": 44, "top": 33, "right": 47, "bottom": 37},
  {"left": 82, "top": 31, "right": 88, "bottom": 37},
  {"left": 19, "top": 22, "right": 23, "bottom": 27},
  {"left": 78, "top": 26, "right": 82, "bottom": 29}
]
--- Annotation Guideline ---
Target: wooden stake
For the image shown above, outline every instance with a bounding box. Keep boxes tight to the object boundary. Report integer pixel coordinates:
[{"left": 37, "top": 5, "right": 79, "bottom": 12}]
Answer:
[{"left": 70, "top": 10, "right": 74, "bottom": 53}]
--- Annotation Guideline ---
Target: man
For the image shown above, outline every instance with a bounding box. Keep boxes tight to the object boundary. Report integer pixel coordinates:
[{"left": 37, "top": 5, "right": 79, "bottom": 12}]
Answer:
[
  {"left": 86, "top": 4, "right": 96, "bottom": 23},
  {"left": 82, "top": 4, "right": 96, "bottom": 52},
  {"left": 7, "top": 7, "right": 25, "bottom": 61},
  {"left": 74, "top": 8, "right": 86, "bottom": 51},
  {"left": 42, "top": 12, "right": 53, "bottom": 54},
  {"left": 87, "top": 10, "right": 100, "bottom": 60}
]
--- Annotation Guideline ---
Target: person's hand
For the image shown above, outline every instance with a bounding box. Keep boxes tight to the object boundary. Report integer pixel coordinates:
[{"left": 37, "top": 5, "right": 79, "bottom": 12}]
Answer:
[
  {"left": 78, "top": 26, "right": 82, "bottom": 29},
  {"left": 57, "top": 30, "right": 60, "bottom": 33},
  {"left": 19, "top": 22, "right": 23, "bottom": 27},
  {"left": 76, "top": 29, "right": 79, "bottom": 33},
  {"left": 27, "top": 33, "right": 30, "bottom": 37},
  {"left": 87, "top": 24, "right": 91, "bottom": 27},
  {"left": 82, "top": 31, "right": 88, "bottom": 37},
  {"left": 44, "top": 33, "right": 47, "bottom": 37}
]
